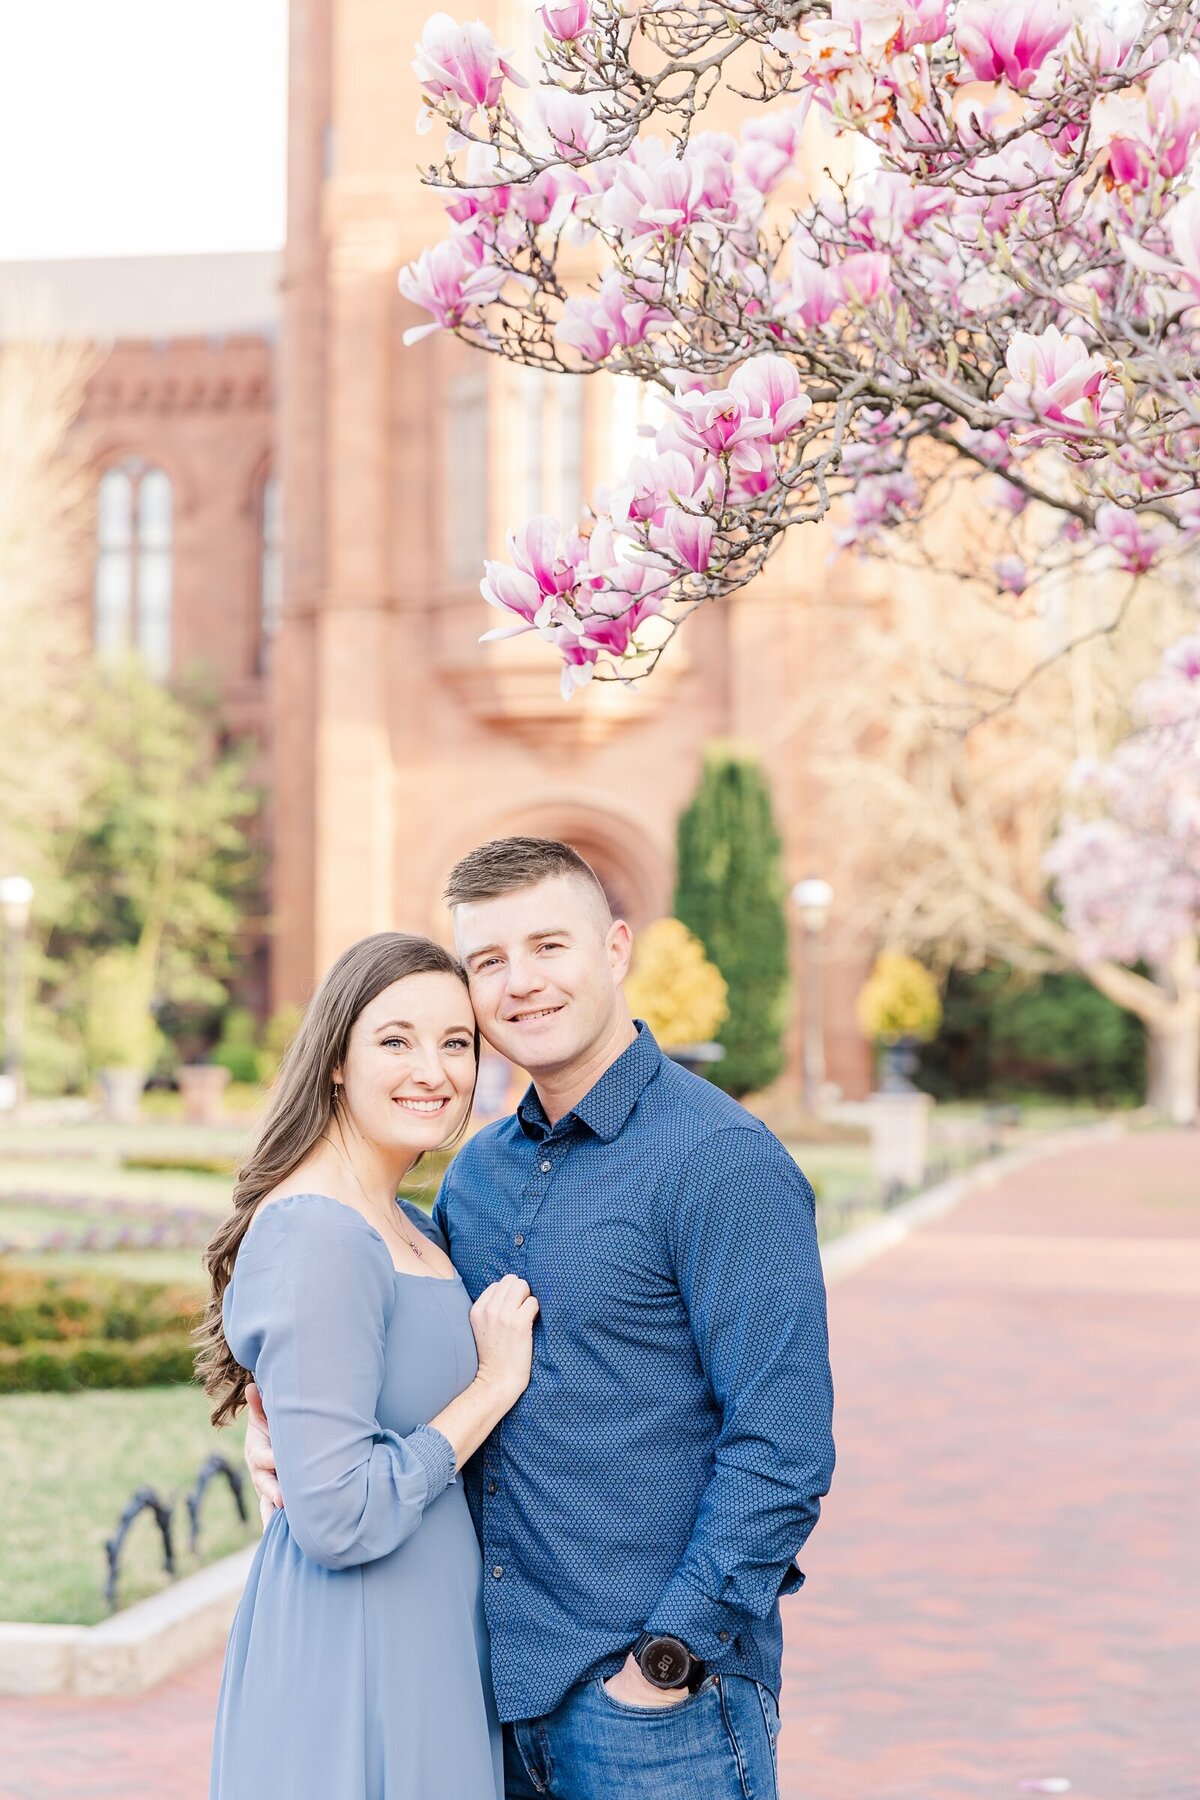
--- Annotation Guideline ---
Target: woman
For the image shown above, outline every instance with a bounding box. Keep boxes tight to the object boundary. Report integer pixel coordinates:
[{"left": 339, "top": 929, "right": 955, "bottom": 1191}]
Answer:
[{"left": 199, "top": 932, "right": 537, "bottom": 1800}]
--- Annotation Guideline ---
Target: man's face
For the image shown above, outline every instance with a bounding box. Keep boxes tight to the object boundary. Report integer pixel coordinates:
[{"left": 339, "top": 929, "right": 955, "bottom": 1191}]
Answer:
[{"left": 454, "top": 874, "right": 632, "bottom": 1075}]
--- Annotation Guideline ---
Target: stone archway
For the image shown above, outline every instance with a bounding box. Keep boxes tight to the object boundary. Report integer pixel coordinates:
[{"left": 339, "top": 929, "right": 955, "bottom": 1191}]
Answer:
[
  {"left": 479, "top": 797, "right": 669, "bottom": 930},
  {"left": 427, "top": 791, "right": 671, "bottom": 937}
]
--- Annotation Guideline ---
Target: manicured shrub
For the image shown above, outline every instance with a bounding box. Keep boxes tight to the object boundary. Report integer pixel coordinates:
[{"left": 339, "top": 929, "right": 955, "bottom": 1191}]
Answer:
[
  {"left": 675, "top": 747, "right": 790, "bottom": 1097},
  {"left": 0, "top": 1332, "right": 197, "bottom": 1394}
]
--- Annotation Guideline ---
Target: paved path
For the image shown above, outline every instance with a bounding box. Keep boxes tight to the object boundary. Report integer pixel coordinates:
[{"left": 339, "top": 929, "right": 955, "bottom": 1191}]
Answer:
[
  {"left": 2, "top": 1129, "right": 1196, "bottom": 1799},
  {"left": 780, "top": 1128, "right": 1200, "bottom": 1800}
]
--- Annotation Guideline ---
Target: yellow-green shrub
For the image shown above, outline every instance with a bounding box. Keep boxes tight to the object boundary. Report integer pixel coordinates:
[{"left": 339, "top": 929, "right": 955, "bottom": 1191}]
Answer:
[{"left": 625, "top": 918, "right": 729, "bottom": 1048}]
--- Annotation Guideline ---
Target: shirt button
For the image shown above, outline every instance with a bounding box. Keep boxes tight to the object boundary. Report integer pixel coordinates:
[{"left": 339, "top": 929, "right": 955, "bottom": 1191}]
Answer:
[
  {"left": 492, "top": 1565, "right": 504, "bottom": 1579},
  {"left": 487, "top": 1480, "right": 498, "bottom": 1495},
  {"left": 514, "top": 1233, "right": 524, "bottom": 1247},
  {"left": 718, "top": 1630, "right": 730, "bottom": 1644},
  {"left": 540, "top": 1161, "right": 551, "bottom": 1173}
]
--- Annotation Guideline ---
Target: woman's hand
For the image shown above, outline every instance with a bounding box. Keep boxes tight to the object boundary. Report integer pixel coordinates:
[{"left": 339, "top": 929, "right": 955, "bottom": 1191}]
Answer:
[{"left": 469, "top": 1274, "right": 539, "bottom": 1404}]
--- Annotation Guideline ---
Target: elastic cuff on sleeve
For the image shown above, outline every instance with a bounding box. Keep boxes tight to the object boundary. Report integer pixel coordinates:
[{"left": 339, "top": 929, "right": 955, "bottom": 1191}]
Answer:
[{"left": 406, "top": 1423, "right": 457, "bottom": 1499}]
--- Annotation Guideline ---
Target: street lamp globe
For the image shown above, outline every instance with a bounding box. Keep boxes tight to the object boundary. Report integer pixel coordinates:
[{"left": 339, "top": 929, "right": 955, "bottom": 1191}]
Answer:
[
  {"left": 0, "top": 876, "right": 34, "bottom": 933},
  {"left": 791, "top": 877, "right": 833, "bottom": 934}
]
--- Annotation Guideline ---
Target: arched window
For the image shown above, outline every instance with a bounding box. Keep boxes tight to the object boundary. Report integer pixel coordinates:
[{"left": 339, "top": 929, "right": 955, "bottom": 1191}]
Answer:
[
  {"left": 258, "top": 472, "right": 282, "bottom": 668},
  {"left": 93, "top": 460, "right": 174, "bottom": 679}
]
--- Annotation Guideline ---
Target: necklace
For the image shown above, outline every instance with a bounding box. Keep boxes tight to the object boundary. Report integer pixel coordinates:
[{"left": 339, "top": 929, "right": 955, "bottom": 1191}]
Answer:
[{"left": 324, "top": 1134, "right": 425, "bottom": 1262}]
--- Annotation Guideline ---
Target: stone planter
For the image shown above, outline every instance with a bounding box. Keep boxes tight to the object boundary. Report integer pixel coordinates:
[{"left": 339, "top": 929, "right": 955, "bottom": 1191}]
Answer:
[
  {"left": 178, "top": 1063, "right": 231, "bottom": 1126},
  {"left": 865, "top": 1089, "right": 933, "bottom": 1193},
  {"left": 98, "top": 1067, "right": 147, "bottom": 1125}
]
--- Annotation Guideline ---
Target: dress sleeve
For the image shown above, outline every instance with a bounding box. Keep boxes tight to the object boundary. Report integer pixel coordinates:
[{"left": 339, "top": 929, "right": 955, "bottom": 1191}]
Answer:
[{"left": 231, "top": 1194, "right": 457, "bottom": 1570}]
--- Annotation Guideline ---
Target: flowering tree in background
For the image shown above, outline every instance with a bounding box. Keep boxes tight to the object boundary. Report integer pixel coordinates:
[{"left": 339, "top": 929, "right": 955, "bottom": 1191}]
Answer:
[
  {"left": 790, "top": 568, "right": 1199, "bottom": 1119},
  {"left": 1047, "top": 633, "right": 1200, "bottom": 1120},
  {"left": 402, "top": 0, "right": 1200, "bottom": 696}
]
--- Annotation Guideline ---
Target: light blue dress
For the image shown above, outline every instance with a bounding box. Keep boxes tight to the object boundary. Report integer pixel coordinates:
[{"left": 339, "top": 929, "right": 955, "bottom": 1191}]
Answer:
[{"left": 209, "top": 1193, "right": 504, "bottom": 1800}]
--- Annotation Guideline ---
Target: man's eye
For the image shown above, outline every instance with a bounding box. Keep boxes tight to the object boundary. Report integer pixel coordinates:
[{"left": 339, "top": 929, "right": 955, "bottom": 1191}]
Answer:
[{"left": 538, "top": 942, "right": 564, "bottom": 951}]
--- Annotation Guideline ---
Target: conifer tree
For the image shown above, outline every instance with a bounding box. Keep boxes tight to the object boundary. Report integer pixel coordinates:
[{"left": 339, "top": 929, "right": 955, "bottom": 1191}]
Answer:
[{"left": 674, "top": 747, "right": 789, "bottom": 1098}]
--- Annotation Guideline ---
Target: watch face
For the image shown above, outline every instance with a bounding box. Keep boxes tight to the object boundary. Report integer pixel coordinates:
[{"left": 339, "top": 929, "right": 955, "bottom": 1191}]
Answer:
[{"left": 641, "top": 1638, "right": 689, "bottom": 1687}]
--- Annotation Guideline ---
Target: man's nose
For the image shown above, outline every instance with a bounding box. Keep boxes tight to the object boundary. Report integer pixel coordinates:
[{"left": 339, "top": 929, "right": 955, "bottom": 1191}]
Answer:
[{"left": 505, "top": 956, "right": 545, "bottom": 998}]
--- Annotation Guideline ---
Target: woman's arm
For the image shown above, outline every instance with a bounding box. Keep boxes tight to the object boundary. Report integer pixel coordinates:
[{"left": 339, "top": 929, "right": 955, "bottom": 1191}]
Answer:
[{"left": 236, "top": 1198, "right": 532, "bottom": 1569}]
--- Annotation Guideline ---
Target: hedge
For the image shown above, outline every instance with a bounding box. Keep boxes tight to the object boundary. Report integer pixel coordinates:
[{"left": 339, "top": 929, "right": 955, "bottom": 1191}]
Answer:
[
  {"left": 0, "top": 1263, "right": 201, "bottom": 1390},
  {"left": 0, "top": 1331, "right": 198, "bottom": 1393},
  {"left": 0, "top": 1265, "right": 201, "bottom": 1348}
]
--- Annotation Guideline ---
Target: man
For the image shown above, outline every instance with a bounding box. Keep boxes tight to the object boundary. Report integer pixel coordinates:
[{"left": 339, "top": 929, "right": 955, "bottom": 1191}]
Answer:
[{"left": 247, "top": 835, "right": 834, "bottom": 1797}]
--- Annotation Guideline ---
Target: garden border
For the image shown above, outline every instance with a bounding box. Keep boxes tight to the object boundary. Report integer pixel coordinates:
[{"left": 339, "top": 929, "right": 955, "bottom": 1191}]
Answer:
[
  {"left": 0, "top": 1117, "right": 1129, "bottom": 1698},
  {"left": 0, "top": 1545, "right": 256, "bottom": 1697}
]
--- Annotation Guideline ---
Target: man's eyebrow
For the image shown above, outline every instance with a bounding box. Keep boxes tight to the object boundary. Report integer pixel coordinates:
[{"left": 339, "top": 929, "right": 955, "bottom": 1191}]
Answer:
[{"left": 465, "top": 929, "right": 571, "bottom": 965}]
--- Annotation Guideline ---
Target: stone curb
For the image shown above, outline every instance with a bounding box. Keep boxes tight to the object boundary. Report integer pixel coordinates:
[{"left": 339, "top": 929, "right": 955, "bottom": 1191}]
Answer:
[
  {"left": 820, "top": 1118, "right": 1128, "bottom": 1288},
  {"left": 0, "top": 1545, "right": 257, "bottom": 1698}
]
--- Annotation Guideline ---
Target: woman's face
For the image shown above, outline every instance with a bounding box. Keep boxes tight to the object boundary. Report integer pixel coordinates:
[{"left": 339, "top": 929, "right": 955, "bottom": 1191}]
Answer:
[{"left": 335, "top": 971, "right": 477, "bottom": 1160}]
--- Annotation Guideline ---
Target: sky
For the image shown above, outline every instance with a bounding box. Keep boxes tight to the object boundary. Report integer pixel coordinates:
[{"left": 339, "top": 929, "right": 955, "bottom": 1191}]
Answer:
[{"left": 0, "top": 1, "right": 288, "bottom": 260}]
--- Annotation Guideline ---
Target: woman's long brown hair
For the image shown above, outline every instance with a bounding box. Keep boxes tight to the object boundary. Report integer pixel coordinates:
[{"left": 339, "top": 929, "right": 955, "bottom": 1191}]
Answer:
[{"left": 196, "top": 932, "right": 479, "bottom": 1426}]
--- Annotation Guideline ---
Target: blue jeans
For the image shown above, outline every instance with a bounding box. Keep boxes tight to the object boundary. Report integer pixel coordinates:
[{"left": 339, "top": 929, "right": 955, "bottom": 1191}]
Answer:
[{"left": 504, "top": 1672, "right": 780, "bottom": 1799}]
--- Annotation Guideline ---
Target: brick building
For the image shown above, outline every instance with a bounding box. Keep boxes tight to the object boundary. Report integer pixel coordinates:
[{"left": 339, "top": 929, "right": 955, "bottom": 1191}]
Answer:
[{"left": 2, "top": 2, "right": 872, "bottom": 1099}]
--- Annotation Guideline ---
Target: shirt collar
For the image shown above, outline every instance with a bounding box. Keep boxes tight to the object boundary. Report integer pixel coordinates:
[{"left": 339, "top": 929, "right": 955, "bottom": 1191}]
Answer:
[{"left": 515, "top": 1020, "right": 663, "bottom": 1143}]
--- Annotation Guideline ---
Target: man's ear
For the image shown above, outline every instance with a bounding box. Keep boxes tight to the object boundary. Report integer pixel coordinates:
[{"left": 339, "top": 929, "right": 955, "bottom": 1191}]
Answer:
[{"left": 608, "top": 917, "right": 634, "bottom": 984}]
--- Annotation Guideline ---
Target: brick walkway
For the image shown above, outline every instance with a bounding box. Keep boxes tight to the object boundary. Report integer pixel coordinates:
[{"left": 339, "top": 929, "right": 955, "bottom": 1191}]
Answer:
[
  {"left": 781, "top": 1128, "right": 1200, "bottom": 1800},
  {"left": 2, "top": 1129, "right": 1196, "bottom": 1799}
]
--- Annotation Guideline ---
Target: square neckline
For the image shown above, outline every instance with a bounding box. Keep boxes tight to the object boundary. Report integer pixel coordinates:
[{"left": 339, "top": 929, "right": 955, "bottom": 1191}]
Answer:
[{"left": 251, "top": 1190, "right": 463, "bottom": 1284}]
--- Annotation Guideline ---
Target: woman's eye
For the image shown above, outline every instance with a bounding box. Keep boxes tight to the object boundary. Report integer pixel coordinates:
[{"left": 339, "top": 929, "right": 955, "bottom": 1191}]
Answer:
[
  {"left": 444, "top": 1037, "right": 472, "bottom": 1051},
  {"left": 382, "top": 1036, "right": 408, "bottom": 1050}
]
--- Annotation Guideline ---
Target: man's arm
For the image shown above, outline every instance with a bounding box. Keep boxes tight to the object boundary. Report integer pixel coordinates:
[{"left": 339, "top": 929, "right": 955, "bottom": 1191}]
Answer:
[{"left": 643, "top": 1124, "right": 835, "bottom": 1664}]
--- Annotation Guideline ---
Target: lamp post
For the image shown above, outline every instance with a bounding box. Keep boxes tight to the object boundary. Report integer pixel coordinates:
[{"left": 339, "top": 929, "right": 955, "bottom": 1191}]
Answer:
[
  {"left": 0, "top": 875, "right": 34, "bottom": 1112},
  {"left": 791, "top": 877, "right": 833, "bottom": 1115}
]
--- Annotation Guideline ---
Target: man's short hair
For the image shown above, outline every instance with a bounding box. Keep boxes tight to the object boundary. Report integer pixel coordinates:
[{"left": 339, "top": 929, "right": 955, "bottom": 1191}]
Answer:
[{"left": 444, "top": 836, "right": 611, "bottom": 917}]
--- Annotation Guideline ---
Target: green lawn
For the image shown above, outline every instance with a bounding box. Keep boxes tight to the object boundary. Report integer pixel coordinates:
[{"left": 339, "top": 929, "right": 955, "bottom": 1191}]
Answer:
[{"left": 0, "top": 1385, "right": 252, "bottom": 1625}]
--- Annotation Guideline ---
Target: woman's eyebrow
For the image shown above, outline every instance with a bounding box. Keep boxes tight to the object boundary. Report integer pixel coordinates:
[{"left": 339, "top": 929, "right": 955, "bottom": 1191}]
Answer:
[{"left": 374, "top": 1019, "right": 474, "bottom": 1034}]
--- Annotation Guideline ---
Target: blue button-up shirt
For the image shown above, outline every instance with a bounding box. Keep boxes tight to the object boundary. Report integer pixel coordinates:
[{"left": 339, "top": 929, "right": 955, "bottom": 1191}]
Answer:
[{"left": 434, "top": 1022, "right": 835, "bottom": 1725}]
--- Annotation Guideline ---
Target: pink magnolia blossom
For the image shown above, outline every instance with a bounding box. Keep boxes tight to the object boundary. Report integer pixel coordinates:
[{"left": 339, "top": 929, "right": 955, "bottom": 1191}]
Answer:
[
  {"left": 783, "top": 248, "right": 843, "bottom": 328},
  {"left": 1094, "top": 503, "right": 1167, "bottom": 576},
  {"left": 662, "top": 506, "right": 717, "bottom": 573},
  {"left": 728, "top": 355, "right": 814, "bottom": 444},
  {"left": 1047, "top": 634, "right": 1200, "bottom": 970},
  {"left": 665, "top": 385, "right": 776, "bottom": 467},
  {"left": 539, "top": 0, "right": 589, "bottom": 43},
  {"left": 957, "top": 0, "right": 1072, "bottom": 94},
  {"left": 399, "top": 234, "right": 506, "bottom": 343},
  {"left": 536, "top": 90, "right": 604, "bottom": 159},
  {"left": 838, "top": 252, "right": 893, "bottom": 306},
  {"left": 600, "top": 143, "right": 736, "bottom": 246},
  {"left": 556, "top": 271, "right": 672, "bottom": 362},
  {"left": 955, "top": 0, "right": 1071, "bottom": 93},
  {"left": 994, "top": 555, "right": 1028, "bottom": 593},
  {"left": 1097, "top": 59, "right": 1200, "bottom": 190},
  {"left": 413, "top": 13, "right": 525, "bottom": 123},
  {"left": 997, "top": 326, "right": 1122, "bottom": 443}
]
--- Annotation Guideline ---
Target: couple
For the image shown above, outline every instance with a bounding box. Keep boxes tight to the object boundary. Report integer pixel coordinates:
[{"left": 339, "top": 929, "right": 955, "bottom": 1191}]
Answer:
[{"left": 201, "top": 835, "right": 835, "bottom": 1799}]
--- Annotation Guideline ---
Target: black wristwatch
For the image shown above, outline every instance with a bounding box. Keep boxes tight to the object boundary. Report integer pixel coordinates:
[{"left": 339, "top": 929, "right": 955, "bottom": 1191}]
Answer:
[{"left": 632, "top": 1632, "right": 704, "bottom": 1692}]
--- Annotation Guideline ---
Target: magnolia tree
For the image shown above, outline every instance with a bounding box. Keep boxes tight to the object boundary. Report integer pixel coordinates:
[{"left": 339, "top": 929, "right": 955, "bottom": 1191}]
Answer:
[
  {"left": 787, "top": 569, "right": 1199, "bottom": 1116},
  {"left": 1047, "top": 633, "right": 1200, "bottom": 1119},
  {"left": 401, "top": 0, "right": 1200, "bottom": 695}
]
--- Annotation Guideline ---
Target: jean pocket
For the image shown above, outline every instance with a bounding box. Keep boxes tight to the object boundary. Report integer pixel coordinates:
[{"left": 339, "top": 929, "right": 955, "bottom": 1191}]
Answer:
[{"left": 592, "top": 1672, "right": 718, "bottom": 1719}]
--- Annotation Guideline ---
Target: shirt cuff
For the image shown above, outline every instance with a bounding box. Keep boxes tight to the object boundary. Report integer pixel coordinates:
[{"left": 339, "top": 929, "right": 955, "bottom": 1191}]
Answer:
[
  {"left": 405, "top": 1423, "right": 458, "bottom": 1500},
  {"left": 643, "top": 1570, "right": 746, "bottom": 1666}
]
